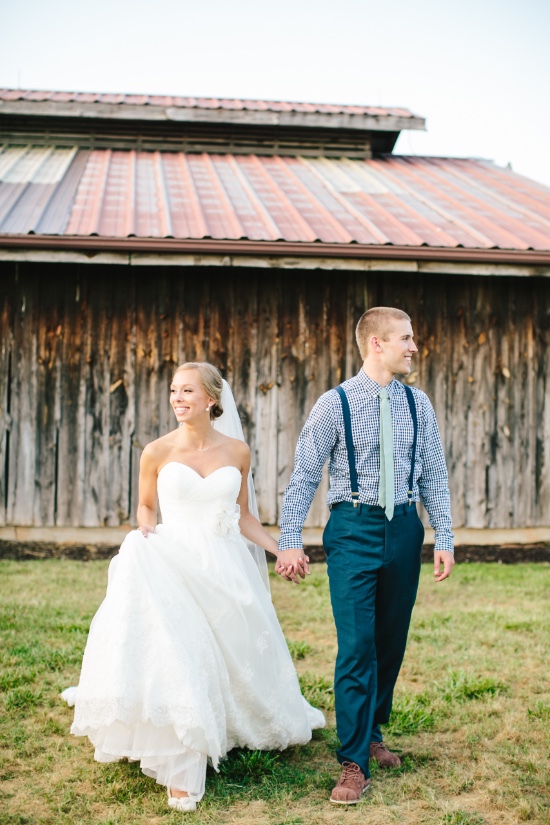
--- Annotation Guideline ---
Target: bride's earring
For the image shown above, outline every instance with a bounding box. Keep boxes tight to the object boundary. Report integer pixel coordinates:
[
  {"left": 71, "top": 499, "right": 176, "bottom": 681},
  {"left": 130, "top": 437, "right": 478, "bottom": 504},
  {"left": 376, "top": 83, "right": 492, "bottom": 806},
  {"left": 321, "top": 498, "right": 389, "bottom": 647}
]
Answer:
[{"left": 206, "top": 405, "right": 211, "bottom": 411}]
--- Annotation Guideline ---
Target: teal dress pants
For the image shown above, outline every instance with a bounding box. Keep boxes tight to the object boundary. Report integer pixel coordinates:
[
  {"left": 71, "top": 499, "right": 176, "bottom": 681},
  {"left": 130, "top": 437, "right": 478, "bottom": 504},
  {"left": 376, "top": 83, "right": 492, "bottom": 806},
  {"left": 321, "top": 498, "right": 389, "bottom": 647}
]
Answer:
[{"left": 323, "top": 501, "right": 424, "bottom": 777}]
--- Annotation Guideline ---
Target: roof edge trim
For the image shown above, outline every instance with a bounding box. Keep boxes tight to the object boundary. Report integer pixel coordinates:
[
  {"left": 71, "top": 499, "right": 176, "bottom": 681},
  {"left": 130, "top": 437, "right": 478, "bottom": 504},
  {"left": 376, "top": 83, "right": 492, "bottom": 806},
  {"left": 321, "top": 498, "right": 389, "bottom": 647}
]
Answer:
[
  {"left": 0, "top": 99, "right": 426, "bottom": 133},
  {"left": 2, "top": 235, "right": 550, "bottom": 264}
]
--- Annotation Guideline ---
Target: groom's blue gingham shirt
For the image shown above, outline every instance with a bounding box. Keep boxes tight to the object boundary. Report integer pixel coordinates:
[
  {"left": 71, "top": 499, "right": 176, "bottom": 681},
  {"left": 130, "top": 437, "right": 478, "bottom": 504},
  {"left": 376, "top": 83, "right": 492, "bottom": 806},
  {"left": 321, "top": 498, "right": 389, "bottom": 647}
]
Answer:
[{"left": 279, "top": 369, "right": 454, "bottom": 553}]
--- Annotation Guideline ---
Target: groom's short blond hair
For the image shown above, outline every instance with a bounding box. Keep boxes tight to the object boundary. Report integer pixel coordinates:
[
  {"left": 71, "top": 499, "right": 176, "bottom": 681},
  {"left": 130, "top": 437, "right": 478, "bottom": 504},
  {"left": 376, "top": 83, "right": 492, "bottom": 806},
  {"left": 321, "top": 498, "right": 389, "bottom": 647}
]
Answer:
[{"left": 356, "top": 307, "right": 411, "bottom": 360}]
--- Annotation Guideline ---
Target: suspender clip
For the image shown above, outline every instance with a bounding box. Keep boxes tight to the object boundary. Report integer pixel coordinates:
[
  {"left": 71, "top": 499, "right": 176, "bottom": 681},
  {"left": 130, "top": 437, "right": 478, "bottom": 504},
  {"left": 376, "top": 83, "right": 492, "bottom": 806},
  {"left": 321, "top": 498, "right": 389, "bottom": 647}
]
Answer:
[
  {"left": 352, "top": 493, "right": 359, "bottom": 509},
  {"left": 403, "top": 385, "right": 418, "bottom": 511}
]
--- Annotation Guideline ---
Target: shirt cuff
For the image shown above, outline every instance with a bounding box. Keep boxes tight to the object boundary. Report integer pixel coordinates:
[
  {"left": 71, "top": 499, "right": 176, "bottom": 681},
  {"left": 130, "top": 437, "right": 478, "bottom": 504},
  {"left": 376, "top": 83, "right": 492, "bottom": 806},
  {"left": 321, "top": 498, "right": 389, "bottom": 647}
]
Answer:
[
  {"left": 434, "top": 528, "right": 454, "bottom": 553},
  {"left": 278, "top": 532, "right": 304, "bottom": 551}
]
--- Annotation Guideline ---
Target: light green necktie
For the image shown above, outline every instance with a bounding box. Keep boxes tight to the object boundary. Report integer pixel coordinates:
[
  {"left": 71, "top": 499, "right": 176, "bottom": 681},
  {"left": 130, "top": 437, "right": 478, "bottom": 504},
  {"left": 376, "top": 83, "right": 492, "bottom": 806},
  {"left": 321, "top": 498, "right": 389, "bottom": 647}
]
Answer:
[{"left": 378, "top": 387, "right": 394, "bottom": 521}]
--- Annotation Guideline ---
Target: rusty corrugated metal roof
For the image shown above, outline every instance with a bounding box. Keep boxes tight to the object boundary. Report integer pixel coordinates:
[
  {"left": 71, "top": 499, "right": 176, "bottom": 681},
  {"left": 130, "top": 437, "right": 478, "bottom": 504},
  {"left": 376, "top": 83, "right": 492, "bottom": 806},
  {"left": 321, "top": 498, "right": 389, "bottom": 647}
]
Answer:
[
  {"left": 0, "top": 89, "right": 418, "bottom": 119},
  {"left": 1, "top": 145, "right": 549, "bottom": 252}
]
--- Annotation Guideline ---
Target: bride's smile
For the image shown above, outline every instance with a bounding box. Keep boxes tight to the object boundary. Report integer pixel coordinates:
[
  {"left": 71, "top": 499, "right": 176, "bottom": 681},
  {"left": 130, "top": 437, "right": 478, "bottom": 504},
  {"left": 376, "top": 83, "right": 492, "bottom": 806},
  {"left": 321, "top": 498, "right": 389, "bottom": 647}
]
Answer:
[{"left": 170, "top": 371, "right": 216, "bottom": 428}]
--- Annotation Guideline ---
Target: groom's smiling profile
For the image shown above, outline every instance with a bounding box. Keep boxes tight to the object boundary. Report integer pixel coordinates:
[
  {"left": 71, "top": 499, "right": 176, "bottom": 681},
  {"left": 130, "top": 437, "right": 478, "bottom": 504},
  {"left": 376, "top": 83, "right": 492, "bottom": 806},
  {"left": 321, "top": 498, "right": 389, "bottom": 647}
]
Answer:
[{"left": 276, "top": 306, "right": 454, "bottom": 804}]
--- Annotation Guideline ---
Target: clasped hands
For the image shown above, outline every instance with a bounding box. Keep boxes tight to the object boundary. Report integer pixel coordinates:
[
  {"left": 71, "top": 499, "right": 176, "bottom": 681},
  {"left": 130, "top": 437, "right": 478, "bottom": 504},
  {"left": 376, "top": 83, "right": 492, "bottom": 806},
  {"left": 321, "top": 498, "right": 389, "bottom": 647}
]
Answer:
[
  {"left": 275, "top": 549, "right": 310, "bottom": 584},
  {"left": 275, "top": 548, "right": 455, "bottom": 584}
]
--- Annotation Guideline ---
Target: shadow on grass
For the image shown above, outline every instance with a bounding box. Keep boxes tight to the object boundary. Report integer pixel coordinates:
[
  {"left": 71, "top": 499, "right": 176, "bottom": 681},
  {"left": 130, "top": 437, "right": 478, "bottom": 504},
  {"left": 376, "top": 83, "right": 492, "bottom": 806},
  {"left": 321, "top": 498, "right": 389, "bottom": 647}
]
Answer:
[
  {"left": 194, "top": 663, "right": 508, "bottom": 808},
  {"left": 204, "top": 740, "right": 336, "bottom": 807},
  {"left": 200, "top": 727, "right": 438, "bottom": 809},
  {"left": 374, "top": 752, "right": 439, "bottom": 775},
  {"left": 84, "top": 734, "right": 342, "bottom": 813}
]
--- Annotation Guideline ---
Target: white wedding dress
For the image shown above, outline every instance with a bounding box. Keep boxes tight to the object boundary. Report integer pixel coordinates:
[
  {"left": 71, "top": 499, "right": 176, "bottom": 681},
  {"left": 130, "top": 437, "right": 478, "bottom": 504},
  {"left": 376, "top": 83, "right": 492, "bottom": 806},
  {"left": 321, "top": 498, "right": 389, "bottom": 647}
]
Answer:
[{"left": 67, "top": 461, "right": 325, "bottom": 803}]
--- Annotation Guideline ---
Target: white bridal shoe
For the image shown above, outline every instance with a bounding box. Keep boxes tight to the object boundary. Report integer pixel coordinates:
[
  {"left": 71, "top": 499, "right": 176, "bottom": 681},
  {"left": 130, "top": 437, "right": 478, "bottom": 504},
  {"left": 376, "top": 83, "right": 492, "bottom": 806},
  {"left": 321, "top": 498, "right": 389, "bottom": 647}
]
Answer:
[
  {"left": 167, "top": 790, "right": 197, "bottom": 812},
  {"left": 60, "top": 686, "right": 78, "bottom": 707}
]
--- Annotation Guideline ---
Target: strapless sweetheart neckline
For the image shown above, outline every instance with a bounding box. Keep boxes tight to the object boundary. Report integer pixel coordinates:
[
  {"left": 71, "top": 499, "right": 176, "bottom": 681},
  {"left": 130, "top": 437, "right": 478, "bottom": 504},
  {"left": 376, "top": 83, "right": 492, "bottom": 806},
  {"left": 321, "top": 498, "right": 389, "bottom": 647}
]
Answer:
[{"left": 158, "top": 462, "right": 241, "bottom": 481}]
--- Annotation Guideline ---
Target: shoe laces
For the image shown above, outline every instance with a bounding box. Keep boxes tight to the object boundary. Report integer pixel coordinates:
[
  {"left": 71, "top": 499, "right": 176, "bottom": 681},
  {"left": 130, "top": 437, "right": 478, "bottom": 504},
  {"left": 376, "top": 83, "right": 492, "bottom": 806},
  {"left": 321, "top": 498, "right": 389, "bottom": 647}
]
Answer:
[{"left": 339, "top": 761, "right": 363, "bottom": 784}]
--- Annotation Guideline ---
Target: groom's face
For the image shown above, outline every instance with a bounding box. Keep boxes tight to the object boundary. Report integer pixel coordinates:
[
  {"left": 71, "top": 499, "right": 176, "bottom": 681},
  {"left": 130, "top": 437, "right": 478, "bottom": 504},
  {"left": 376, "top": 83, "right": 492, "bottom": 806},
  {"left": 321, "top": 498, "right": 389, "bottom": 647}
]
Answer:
[{"left": 377, "top": 319, "right": 418, "bottom": 377}]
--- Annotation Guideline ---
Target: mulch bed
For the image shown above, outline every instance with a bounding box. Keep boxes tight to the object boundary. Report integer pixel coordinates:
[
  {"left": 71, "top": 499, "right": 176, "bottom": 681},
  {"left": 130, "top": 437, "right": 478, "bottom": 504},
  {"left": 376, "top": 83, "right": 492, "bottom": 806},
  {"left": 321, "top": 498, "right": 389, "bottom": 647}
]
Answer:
[
  {"left": 1, "top": 540, "right": 549, "bottom": 563},
  {"left": 313, "top": 544, "right": 550, "bottom": 563}
]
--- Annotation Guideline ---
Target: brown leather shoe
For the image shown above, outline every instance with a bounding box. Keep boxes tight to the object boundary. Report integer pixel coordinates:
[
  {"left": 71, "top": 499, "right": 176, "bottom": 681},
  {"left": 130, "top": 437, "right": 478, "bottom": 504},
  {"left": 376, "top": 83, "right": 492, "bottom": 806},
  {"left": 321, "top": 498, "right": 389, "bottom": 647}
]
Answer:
[
  {"left": 330, "top": 761, "right": 370, "bottom": 804},
  {"left": 369, "top": 741, "right": 401, "bottom": 768}
]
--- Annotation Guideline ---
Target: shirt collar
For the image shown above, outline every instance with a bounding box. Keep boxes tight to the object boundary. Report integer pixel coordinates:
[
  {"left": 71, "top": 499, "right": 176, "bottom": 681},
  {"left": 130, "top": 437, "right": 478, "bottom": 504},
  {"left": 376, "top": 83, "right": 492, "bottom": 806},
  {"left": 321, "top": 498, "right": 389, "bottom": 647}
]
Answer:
[{"left": 355, "top": 368, "right": 401, "bottom": 399}]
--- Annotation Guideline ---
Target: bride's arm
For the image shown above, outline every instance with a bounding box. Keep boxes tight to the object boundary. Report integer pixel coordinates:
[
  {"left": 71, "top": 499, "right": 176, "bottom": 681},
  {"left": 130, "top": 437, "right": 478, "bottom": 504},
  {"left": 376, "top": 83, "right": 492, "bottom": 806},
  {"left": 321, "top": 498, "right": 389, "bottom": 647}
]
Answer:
[
  {"left": 137, "top": 446, "right": 159, "bottom": 536},
  {"left": 236, "top": 445, "right": 279, "bottom": 557},
  {"left": 238, "top": 511, "right": 279, "bottom": 557}
]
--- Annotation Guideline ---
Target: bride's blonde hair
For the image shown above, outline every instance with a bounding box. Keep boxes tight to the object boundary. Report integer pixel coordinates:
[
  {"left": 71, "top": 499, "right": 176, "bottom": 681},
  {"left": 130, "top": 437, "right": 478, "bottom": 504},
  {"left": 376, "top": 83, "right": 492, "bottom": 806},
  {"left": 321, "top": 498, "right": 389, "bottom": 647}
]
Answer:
[{"left": 172, "top": 362, "right": 224, "bottom": 420}]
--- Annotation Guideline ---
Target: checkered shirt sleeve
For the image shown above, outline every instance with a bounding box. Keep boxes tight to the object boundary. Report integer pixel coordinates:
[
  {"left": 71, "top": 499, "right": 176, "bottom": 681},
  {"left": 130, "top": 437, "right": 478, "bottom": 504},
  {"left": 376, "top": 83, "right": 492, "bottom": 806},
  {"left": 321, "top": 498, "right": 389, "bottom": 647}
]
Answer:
[{"left": 278, "top": 370, "right": 454, "bottom": 553}]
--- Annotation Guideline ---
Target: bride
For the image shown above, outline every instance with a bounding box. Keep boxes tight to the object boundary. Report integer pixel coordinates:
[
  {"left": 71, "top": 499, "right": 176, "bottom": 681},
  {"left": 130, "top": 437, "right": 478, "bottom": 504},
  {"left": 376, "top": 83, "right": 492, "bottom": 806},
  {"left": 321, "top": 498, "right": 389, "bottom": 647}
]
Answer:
[{"left": 62, "top": 362, "right": 324, "bottom": 812}]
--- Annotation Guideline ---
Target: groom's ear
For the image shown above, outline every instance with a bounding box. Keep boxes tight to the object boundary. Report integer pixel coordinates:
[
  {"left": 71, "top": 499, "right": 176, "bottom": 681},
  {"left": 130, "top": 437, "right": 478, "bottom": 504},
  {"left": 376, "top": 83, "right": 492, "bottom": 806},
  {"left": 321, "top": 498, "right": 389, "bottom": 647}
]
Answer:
[{"left": 370, "top": 335, "right": 384, "bottom": 353}]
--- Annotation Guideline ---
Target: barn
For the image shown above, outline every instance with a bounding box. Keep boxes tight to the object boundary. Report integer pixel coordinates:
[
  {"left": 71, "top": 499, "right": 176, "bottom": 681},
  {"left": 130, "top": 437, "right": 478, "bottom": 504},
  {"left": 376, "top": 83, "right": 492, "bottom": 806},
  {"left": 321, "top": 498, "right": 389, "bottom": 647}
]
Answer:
[{"left": 0, "top": 89, "right": 549, "bottom": 538}]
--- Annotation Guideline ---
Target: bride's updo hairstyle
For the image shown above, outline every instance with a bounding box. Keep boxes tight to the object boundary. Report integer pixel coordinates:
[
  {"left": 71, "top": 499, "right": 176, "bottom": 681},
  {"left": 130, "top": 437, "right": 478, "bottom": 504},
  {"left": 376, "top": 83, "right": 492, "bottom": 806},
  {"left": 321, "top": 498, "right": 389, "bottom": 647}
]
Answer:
[{"left": 172, "top": 362, "right": 224, "bottom": 421}]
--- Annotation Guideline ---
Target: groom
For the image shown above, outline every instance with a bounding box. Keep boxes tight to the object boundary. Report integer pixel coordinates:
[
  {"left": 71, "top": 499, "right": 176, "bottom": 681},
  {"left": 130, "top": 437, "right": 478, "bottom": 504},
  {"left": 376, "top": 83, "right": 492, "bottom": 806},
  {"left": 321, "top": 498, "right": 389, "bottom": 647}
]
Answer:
[{"left": 276, "top": 306, "right": 454, "bottom": 805}]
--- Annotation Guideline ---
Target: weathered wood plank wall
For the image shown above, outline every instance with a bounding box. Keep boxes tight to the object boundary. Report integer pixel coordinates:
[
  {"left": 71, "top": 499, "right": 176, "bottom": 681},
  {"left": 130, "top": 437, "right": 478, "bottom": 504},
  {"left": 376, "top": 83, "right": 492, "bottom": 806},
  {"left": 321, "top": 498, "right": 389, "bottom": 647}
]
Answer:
[{"left": 0, "top": 261, "right": 548, "bottom": 529}]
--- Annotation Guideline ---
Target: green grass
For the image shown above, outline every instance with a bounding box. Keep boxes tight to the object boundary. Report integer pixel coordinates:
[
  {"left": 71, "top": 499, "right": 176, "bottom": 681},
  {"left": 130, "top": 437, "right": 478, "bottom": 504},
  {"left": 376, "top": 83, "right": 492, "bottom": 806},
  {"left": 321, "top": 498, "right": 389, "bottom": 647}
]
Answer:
[
  {"left": 286, "top": 640, "right": 313, "bottom": 661},
  {"left": 440, "top": 813, "right": 486, "bottom": 825},
  {"left": 434, "top": 669, "right": 506, "bottom": 703},
  {"left": 1, "top": 560, "right": 549, "bottom": 825},
  {"left": 384, "top": 692, "right": 435, "bottom": 736},
  {"left": 298, "top": 673, "right": 334, "bottom": 711}
]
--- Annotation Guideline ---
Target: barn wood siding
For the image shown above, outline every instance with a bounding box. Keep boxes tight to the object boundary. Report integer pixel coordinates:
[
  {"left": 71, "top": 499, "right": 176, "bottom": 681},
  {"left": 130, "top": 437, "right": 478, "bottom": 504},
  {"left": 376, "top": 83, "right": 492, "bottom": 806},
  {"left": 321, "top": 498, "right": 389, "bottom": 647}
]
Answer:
[{"left": 0, "top": 262, "right": 548, "bottom": 529}]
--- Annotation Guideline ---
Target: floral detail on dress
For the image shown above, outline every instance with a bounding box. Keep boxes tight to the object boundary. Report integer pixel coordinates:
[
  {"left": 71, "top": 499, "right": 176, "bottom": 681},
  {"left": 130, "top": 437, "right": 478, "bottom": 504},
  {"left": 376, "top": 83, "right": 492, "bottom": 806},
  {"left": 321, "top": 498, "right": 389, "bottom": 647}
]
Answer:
[
  {"left": 256, "top": 630, "right": 270, "bottom": 654},
  {"left": 238, "top": 661, "right": 255, "bottom": 685},
  {"left": 213, "top": 504, "right": 241, "bottom": 538}
]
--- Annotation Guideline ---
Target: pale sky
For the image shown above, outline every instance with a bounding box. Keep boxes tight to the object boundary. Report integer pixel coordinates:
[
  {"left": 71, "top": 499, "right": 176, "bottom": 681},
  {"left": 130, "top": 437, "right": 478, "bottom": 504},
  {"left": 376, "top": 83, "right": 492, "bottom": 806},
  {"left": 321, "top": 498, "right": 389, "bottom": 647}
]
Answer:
[{"left": 1, "top": 0, "right": 549, "bottom": 186}]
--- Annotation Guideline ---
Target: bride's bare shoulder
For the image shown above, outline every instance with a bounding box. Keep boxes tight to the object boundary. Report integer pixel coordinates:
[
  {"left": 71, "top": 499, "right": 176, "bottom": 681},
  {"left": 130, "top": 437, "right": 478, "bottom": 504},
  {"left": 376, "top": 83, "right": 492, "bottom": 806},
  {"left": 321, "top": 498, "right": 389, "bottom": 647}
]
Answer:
[
  {"left": 217, "top": 433, "right": 250, "bottom": 452},
  {"left": 215, "top": 434, "right": 250, "bottom": 465},
  {"left": 141, "top": 432, "right": 177, "bottom": 464}
]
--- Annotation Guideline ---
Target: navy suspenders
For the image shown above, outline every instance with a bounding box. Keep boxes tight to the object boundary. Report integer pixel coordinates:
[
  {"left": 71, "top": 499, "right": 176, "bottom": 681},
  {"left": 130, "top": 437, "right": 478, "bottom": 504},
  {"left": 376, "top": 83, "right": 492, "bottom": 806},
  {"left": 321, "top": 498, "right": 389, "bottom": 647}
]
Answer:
[
  {"left": 403, "top": 384, "right": 418, "bottom": 505},
  {"left": 335, "top": 386, "right": 360, "bottom": 507},
  {"left": 335, "top": 383, "right": 418, "bottom": 508}
]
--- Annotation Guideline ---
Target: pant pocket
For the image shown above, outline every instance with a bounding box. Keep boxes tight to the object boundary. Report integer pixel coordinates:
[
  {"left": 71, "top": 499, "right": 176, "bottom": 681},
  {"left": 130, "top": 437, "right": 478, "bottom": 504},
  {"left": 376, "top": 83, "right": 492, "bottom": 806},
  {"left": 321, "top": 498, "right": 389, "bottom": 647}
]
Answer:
[
  {"left": 416, "top": 512, "right": 425, "bottom": 547},
  {"left": 322, "top": 515, "right": 332, "bottom": 553}
]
